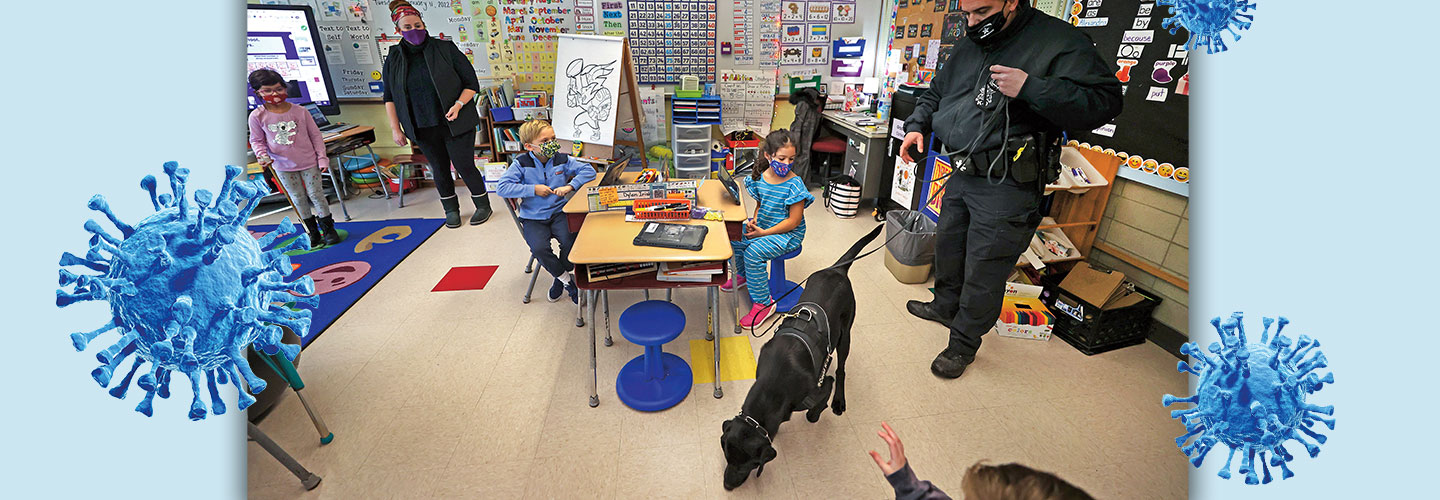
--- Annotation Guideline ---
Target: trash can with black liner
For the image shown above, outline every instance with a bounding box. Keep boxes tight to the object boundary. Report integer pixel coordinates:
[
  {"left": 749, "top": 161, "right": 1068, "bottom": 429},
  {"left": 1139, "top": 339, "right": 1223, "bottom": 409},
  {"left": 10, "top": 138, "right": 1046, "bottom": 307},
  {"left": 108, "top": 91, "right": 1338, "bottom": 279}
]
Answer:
[{"left": 883, "top": 209, "right": 937, "bottom": 283}]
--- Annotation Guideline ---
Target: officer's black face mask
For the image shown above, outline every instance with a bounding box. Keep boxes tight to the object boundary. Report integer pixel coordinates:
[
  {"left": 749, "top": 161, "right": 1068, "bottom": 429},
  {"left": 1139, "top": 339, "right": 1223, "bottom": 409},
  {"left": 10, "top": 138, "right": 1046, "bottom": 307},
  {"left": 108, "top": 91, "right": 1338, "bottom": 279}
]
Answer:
[{"left": 966, "top": 7, "right": 1010, "bottom": 46}]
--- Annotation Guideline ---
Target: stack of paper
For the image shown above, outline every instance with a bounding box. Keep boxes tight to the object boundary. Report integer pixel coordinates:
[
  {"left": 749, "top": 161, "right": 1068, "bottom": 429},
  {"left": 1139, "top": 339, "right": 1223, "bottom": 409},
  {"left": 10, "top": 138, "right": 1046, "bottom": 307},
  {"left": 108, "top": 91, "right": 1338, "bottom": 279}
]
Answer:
[{"left": 656, "top": 261, "right": 725, "bottom": 282}]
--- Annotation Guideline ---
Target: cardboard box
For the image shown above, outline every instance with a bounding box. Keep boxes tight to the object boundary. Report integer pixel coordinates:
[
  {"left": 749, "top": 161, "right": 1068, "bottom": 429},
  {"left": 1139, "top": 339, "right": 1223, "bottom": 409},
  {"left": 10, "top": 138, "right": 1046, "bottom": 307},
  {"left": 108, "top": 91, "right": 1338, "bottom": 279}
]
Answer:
[
  {"left": 990, "top": 282, "right": 1054, "bottom": 341},
  {"left": 1053, "top": 263, "right": 1145, "bottom": 322}
]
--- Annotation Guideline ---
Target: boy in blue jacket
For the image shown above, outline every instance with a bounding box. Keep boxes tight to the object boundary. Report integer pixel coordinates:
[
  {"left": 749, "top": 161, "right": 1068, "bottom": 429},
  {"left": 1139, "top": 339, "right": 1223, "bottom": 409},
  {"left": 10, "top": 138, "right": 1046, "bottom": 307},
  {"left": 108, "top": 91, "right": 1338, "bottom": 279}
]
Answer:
[{"left": 495, "top": 120, "right": 597, "bottom": 304}]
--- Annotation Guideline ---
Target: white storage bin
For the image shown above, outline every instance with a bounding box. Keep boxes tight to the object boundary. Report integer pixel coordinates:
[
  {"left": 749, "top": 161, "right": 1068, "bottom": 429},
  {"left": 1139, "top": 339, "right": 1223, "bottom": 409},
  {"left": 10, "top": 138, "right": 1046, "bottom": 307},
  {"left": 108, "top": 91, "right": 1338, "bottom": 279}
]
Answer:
[
  {"left": 675, "top": 152, "right": 711, "bottom": 171},
  {"left": 674, "top": 138, "right": 711, "bottom": 156},
  {"left": 674, "top": 124, "right": 711, "bottom": 141}
]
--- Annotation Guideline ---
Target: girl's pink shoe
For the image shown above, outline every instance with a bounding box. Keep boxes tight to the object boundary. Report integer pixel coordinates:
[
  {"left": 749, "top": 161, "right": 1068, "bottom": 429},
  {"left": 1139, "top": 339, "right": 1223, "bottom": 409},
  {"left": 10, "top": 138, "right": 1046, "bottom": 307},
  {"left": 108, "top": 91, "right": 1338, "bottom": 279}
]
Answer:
[
  {"left": 721, "top": 274, "right": 746, "bottom": 292},
  {"left": 740, "top": 303, "right": 774, "bottom": 328}
]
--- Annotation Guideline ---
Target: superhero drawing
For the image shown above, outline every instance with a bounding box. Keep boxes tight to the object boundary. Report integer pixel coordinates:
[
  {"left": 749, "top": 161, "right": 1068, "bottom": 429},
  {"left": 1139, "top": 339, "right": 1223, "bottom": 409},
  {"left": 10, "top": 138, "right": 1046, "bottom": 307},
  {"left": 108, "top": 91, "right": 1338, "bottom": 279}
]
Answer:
[{"left": 565, "top": 58, "right": 617, "bottom": 142}]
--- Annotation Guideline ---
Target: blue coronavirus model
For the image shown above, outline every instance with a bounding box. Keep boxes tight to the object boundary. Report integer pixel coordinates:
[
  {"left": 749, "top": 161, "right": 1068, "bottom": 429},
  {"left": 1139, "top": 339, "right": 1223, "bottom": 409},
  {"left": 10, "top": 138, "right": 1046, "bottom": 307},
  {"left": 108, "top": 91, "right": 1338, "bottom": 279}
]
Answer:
[
  {"left": 1158, "top": 0, "right": 1256, "bottom": 54},
  {"left": 57, "top": 162, "right": 315, "bottom": 420},
  {"left": 1163, "top": 312, "right": 1335, "bottom": 484}
]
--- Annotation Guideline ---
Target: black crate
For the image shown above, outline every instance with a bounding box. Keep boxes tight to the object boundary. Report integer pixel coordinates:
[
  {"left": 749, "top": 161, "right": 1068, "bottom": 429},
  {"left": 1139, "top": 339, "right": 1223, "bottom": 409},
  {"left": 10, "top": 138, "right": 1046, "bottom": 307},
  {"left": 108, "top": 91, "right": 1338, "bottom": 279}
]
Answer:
[{"left": 1037, "top": 274, "right": 1163, "bottom": 355}]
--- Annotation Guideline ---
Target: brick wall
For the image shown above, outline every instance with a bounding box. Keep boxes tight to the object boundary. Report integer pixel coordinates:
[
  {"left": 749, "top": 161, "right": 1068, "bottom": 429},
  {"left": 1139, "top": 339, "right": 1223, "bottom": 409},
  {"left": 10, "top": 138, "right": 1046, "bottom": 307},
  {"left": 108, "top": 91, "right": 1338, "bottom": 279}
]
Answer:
[{"left": 1089, "top": 178, "right": 1189, "bottom": 336}]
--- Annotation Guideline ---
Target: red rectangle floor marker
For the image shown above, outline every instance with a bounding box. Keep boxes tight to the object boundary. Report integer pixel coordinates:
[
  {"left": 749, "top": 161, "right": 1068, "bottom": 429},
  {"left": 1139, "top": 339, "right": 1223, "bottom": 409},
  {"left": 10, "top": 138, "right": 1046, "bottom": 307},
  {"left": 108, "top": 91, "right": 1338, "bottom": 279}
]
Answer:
[{"left": 432, "top": 265, "right": 500, "bottom": 292}]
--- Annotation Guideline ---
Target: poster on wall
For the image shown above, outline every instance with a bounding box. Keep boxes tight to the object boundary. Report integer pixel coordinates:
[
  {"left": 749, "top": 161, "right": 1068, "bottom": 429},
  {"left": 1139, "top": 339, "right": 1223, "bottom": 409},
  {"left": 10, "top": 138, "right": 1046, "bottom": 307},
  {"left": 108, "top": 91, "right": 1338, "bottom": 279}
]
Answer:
[
  {"left": 921, "top": 155, "right": 951, "bottom": 222},
  {"left": 551, "top": 34, "right": 624, "bottom": 146},
  {"left": 832, "top": 1, "right": 856, "bottom": 23},
  {"left": 805, "top": 44, "right": 830, "bottom": 65},
  {"left": 808, "top": 23, "right": 830, "bottom": 44},
  {"left": 807, "top": 1, "right": 831, "bottom": 21},
  {"left": 1069, "top": 0, "right": 1189, "bottom": 196},
  {"left": 781, "top": 1, "right": 806, "bottom": 21},
  {"left": 780, "top": 46, "right": 804, "bottom": 64},
  {"left": 628, "top": 0, "right": 717, "bottom": 83},
  {"left": 782, "top": 24, "right": 805, "bottom": 44}
]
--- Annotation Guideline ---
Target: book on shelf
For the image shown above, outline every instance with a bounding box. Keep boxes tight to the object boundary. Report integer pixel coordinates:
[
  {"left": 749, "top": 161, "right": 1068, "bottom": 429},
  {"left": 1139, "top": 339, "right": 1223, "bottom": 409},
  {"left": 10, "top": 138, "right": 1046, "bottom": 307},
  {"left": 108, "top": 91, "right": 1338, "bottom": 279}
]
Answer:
[
  {"left": 658, "top": 261, "right": 725, "bottom": 275},
  {"left": 655, "top": 271, "right": 717, "bottom": 283},
  {"left": 586, "top": 262, "right": 659, "bottom": 282}
]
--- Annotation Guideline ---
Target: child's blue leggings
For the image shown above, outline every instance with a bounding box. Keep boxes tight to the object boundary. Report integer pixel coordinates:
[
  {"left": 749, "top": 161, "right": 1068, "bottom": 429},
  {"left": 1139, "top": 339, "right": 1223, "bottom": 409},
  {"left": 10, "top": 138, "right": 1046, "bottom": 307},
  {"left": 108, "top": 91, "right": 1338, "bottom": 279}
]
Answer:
[{"left": 730, "top": 233, "right": 801, "bottom": 305}]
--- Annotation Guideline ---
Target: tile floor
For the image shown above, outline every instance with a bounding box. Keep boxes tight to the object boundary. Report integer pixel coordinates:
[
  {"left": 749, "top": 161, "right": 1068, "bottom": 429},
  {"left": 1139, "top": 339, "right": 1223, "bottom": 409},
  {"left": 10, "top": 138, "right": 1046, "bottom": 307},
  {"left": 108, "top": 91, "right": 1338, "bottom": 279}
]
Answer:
[{"left": 247, "top": 185, "right": 1189, "bottom": 499}]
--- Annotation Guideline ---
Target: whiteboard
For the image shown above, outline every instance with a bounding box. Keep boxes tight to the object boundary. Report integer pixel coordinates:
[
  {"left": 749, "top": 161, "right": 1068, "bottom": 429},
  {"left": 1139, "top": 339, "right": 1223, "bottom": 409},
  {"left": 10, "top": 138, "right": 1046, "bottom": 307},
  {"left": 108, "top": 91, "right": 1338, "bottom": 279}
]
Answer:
[{"left": 551, "top": 34, "right": 624, "bottom": 146}]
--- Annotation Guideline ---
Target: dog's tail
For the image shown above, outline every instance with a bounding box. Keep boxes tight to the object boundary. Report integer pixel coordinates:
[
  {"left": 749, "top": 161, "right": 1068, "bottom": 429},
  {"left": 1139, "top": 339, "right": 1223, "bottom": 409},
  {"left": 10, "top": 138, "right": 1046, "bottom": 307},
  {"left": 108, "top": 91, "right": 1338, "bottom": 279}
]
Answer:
[{"left": 831, "top": 224, "right": 885, "bottom": 272}]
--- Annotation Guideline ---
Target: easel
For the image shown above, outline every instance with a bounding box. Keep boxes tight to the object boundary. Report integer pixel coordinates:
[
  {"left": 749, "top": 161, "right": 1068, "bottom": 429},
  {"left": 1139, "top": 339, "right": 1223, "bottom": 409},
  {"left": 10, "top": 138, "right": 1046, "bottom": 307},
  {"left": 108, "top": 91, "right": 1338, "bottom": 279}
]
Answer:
[{"left": 557, "top": 36, "right": 648, "bottom": 168}]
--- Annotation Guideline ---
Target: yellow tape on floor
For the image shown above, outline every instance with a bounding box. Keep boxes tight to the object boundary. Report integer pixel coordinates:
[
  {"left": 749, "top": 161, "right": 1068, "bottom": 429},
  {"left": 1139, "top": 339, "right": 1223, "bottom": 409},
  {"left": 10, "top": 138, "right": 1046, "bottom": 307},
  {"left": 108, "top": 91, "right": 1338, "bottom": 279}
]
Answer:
[{"left": 689, "top": 337, "right": 757, "bottom": 384}]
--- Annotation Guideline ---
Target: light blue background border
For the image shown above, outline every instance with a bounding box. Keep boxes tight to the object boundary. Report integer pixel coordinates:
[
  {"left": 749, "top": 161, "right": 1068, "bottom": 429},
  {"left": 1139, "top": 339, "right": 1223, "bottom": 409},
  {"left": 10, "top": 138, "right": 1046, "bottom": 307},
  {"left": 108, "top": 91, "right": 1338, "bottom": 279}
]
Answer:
[
  {"left": 1192, "top": 0, "right": 1439, "bottom": 496},
  {"left": 0, "top": 1, "right": 246, "bottom": 498}
]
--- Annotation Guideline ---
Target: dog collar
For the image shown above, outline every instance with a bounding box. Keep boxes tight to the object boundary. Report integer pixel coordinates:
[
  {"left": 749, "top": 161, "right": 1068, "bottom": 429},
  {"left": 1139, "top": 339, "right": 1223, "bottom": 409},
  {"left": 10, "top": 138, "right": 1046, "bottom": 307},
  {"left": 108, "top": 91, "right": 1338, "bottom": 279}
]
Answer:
[{"left": 737, "top": 412, "right": 771, "bottom": 445}]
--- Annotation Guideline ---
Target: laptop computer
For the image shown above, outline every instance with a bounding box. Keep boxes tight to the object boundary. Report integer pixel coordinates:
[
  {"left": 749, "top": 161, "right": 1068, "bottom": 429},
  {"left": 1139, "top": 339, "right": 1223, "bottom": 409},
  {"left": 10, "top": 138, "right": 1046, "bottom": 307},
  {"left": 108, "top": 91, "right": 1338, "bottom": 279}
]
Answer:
[
  {"left": 303, "top": 102, "right": 359, "bottom": 135},
  {"left": 597, "top": 152, "right": 636, "bottom": 187},
  {"left": 715, "top": 162, "right": 743, "bottom": 206}
]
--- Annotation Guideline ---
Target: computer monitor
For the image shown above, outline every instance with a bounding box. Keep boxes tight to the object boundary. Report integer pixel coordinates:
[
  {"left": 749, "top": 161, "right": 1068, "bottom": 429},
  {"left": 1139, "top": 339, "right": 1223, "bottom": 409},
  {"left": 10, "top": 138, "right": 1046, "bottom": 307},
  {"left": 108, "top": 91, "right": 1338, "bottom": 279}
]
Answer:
[
  {"left": 246, "top": 5, "right": 339, "bottom": 115},
  {"left": 301, "top": 102, "right": 332, "bottom": 128}
]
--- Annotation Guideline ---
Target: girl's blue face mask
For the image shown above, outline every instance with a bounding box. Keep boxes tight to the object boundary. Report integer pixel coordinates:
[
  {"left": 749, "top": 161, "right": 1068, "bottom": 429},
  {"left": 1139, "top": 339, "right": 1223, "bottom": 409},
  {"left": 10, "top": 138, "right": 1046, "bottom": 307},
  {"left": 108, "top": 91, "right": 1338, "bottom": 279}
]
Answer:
[{"left": 770, "top": 159, "right": 792, "bottom": 176}]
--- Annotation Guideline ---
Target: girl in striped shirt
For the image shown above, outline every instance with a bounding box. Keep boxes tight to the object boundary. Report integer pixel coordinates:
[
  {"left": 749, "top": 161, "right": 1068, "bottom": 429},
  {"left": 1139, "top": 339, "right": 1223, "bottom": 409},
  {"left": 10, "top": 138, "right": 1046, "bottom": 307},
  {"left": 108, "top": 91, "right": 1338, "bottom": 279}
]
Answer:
[{"left": 723, "top": 129, "right": 814, "bottom": 327}]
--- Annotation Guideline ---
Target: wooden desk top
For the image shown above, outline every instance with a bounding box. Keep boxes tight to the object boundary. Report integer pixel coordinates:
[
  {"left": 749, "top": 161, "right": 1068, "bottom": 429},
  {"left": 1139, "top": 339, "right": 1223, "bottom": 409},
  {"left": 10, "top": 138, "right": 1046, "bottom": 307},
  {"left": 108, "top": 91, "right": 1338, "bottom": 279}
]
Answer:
[
  {"left": 562, "top": 172, "right": 749, "bottom": 222},
  {"left": 323, "top": 125, "right": 375, "bottom": 144},
  {"left": 568, "top": 211, "right": 733, "bottom": 264}
]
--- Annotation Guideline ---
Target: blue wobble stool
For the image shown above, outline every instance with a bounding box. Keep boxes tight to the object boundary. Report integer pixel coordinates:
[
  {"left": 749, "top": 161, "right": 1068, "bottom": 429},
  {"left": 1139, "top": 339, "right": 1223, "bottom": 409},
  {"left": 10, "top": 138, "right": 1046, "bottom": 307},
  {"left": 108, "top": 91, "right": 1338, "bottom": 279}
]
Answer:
[
  {"left": 769, "top": 246, "right": 803, "bottom": 313},
  {"left": 616, "top": 300, "right": 693, "bottom": 411}
]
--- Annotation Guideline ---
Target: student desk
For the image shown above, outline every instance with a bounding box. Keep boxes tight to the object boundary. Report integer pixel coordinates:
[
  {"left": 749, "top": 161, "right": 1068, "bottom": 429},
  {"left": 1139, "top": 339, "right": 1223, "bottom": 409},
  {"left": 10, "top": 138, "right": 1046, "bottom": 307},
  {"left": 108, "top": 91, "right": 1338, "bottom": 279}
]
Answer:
[
  {"left": 820, "top": 111, "right": 890, "bottom": 209},
  {"left": 320, "top": 125, "right": 380, "bottom": 221},
  {"left": 562, "top": 174, "right": 748, "bottom": 408}
]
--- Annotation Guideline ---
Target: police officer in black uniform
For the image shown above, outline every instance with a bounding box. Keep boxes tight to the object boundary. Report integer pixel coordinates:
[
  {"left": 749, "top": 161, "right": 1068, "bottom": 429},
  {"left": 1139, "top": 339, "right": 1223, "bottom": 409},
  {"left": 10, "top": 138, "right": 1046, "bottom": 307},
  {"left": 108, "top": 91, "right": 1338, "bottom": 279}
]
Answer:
[{"left": 899, "top": 0, "right": 1122, "bottom": 379}]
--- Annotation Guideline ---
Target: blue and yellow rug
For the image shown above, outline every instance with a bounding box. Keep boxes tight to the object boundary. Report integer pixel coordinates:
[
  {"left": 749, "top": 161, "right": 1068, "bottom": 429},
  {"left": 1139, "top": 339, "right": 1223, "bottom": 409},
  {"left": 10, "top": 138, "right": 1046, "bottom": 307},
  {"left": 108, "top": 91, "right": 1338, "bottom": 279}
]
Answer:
[{"left": 248, "top": 218, "right": 444, "bottom": 346}]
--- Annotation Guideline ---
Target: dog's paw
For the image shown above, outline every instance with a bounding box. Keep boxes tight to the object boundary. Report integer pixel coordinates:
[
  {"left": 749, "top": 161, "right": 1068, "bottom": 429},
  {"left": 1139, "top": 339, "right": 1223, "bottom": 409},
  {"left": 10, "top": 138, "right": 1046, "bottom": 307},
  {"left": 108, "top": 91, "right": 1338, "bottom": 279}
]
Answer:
[
  {"left": 806, "top": 407, "right": 825, "bottom": 423},
  {"left": 832, "top": 401, "right": 846, "bottom": 416}
]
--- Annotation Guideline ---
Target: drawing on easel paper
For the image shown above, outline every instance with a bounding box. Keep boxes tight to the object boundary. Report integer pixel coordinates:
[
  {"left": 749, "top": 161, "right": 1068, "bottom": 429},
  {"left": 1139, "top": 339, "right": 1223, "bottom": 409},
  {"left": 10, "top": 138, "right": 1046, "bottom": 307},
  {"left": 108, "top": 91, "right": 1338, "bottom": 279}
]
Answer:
[{"left": 553, "top": 34, "right": 624, "bottom": 146}]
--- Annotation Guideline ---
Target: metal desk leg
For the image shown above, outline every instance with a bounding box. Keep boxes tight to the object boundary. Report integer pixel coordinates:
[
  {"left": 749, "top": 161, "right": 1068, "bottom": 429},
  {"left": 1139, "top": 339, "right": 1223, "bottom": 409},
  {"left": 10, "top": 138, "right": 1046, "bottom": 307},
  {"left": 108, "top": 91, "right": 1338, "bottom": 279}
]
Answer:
[
  {"left": 324, "top": 161, "right": 351, "bottom": 221},
  {"left": 667, "top": 289, "right": 673, "bottom": 302},
  {"left": 602, "top": 290, "right": 613, "bottom": 347},
  {"left": 365, "top": 143, "right": 389, "bottom": 201},
  {"left": 249, "top": 422, "right": 322, "bottom": 490},
  {"left": 711, "top": 285, "right": 723, "bottom": 399},
  {"left": 731, "top": 269, "right": 742, "bottom": 335},
  {"left": 575, "top": 286, "right": 586, "bottom": 327},
  {"left": 588, "top": 290, "right": 599, "bottom": 407}
]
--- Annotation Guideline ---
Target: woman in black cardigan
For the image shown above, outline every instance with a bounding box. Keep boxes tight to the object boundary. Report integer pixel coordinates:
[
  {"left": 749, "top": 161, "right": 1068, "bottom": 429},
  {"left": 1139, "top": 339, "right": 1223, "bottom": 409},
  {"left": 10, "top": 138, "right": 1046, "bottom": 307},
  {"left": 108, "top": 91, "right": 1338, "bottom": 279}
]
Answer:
[{"left": 382, "top": 0, "right": 491, "bottom": 227}]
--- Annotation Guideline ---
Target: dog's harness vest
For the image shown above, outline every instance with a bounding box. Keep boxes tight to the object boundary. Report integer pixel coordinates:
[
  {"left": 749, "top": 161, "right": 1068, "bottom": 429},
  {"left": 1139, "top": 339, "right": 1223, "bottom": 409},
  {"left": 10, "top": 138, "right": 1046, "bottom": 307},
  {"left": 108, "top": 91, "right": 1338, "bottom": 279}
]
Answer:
[{"left": 775, "top": 302, "right": 833, "bottom": 391}]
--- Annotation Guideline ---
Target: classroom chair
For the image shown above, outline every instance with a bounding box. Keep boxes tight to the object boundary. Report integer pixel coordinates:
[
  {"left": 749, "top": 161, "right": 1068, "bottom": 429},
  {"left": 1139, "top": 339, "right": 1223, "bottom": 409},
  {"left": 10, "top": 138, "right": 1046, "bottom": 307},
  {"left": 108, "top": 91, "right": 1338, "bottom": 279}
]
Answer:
[
  {"left": 810, "top": 136, "right": 847, "bottom": 185},
  {"left": 615, "top": 300, "right": 692, "bottom": 411},
  {"left": 502, "top": 196, "right": 587, "bottom": 326},
  {"left": 382, "top": 153, "right": 429, "bottom": 208},
  {"left": 770, "top": 246, "right": 804, "bottom": 313},
  {"left": 502, "top": 197, "right": 542, "bottom": 304}
]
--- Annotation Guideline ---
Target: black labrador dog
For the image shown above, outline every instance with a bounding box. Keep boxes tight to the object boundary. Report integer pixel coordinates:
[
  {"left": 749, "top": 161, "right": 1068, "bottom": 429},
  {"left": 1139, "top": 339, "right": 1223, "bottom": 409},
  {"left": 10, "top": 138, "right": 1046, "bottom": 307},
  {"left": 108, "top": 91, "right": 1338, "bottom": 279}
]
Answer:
[{"left": 720, "top": 225, "right": 883, "bottom": 490}]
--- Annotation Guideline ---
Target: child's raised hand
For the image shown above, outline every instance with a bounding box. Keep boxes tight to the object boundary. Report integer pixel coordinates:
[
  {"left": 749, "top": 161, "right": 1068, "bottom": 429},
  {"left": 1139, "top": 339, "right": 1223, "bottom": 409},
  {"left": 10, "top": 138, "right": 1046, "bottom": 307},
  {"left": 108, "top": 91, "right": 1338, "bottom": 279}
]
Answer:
[{"left": 868, "top": 422, "right": 908, "bottom": 476}]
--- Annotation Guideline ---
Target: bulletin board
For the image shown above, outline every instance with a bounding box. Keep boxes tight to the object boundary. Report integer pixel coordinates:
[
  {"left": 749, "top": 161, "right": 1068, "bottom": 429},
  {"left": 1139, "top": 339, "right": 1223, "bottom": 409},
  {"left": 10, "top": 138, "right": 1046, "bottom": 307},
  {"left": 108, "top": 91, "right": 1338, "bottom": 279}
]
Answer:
[
  {"left": 1067, "top": 0, "right": 1190, "bottom": 196},
  {"left": 887, "top": 0, "right": 954, "bottom": 86}
]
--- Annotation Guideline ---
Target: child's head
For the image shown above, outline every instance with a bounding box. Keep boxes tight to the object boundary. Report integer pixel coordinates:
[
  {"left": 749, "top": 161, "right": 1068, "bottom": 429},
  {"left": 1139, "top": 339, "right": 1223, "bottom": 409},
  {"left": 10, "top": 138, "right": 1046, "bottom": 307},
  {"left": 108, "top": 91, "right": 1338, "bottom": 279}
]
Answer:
[
  {"left": 960, "top": 462, "right": 1094, "bottom": 500},
  {"left": 757, "top": 129, "right": 798, "bottom": 179},
  {"left": 248, "top": 69, "right": 288, "bottom": 104},
  {"left": 520, "top": 120, "right": 559, "bottom": 158}
]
